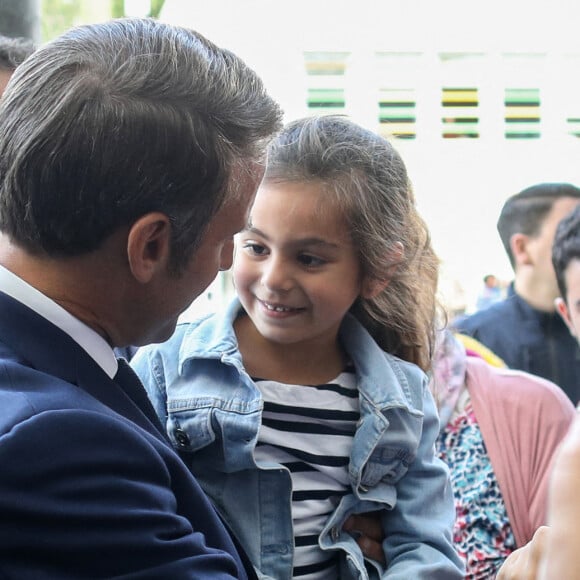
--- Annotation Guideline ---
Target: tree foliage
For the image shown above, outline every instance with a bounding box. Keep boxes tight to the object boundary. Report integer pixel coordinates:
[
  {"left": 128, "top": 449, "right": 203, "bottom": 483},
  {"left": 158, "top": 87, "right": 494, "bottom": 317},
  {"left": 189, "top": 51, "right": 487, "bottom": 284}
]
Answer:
[
  {"left": 149, "top": 0, "right": 165, "bottom": 18},
  {"left": 111, "top": 0, "right": 124, "bottom": 19},
  {"left": 42, "top": 0, "right": 166, "bottom": 42},
  {"left": 41, "top": 0, "right": 84, "bottom": 42}
]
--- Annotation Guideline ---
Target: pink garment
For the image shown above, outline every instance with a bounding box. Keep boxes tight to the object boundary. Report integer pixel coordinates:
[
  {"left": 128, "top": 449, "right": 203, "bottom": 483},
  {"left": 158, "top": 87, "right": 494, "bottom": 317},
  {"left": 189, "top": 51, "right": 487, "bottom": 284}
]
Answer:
[{"left": 466, "top": 357, "right": 576, "bottom": 547}]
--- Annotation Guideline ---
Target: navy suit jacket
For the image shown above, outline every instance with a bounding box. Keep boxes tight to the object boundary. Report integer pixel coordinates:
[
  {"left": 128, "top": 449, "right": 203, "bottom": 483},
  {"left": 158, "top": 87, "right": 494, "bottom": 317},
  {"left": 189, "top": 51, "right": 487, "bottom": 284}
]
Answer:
[
  {"left": 454, "top": 284, "right": 580, "bottom": 404},
  {"left": 0, "top": 290, "right": 254, "bottom": 579}
]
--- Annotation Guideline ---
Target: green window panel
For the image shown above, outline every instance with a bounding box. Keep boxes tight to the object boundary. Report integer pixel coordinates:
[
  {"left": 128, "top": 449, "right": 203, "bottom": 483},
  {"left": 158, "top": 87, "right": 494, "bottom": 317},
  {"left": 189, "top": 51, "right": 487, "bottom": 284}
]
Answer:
[
  {"left": 504, "top": 88, "right": 540, "bottom": 106},
  {"left": 307, "top": 88, "right": 345, "bottom": 113},
  {"left": 505, "top": 88, "right": 540, "bottom": 138},
  {"left": 442, "top": 119, "right": 479, "bottom": 139},
  {"left": 567, "top": 117, "right": 580, "bottom": 138},
  {"left": 304, "top": 52, "right": 349, "bottom": 76},
  {"left": 379, "top": 89, "right": 416, "bottom": 139},
  {"left": 442, "top": 88, "right": 479, "bottom": 138},
  {"left": 305, "top": 52, "right": 349, "bottom": 114}
]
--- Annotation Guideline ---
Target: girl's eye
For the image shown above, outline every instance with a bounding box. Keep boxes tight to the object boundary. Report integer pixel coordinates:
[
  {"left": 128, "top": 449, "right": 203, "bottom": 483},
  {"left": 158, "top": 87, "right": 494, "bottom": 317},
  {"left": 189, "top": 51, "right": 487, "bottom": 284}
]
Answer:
[
  {"left": 242, "top": 242, "right": 267, "bottom": 256},
  {"left": 298, "top": 254, "right": 326, "bottom": 267}
]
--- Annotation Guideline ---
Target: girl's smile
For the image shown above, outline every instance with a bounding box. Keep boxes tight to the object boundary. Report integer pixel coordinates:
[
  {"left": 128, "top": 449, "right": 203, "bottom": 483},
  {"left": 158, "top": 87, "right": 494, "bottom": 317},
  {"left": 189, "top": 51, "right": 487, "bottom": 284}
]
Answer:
[
  {"left": 257, "top": 298, "right": 305, "bottom": 316},
  {"left": 233, "top": 180, "right": 370, "bottom": 353}
]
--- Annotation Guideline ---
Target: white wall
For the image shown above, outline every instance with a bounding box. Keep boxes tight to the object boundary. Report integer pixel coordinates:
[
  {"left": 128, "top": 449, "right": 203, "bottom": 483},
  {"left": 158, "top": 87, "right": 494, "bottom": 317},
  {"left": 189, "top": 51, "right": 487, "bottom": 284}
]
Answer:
[{"left": 161, "top": 0, "right": 580, "bottom": 316}]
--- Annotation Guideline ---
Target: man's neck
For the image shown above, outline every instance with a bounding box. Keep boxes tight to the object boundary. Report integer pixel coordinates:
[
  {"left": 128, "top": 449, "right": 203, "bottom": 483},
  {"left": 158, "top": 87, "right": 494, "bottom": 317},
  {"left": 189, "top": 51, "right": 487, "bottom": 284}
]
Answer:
[
  {"left": 514, "top": 276, "right": 558, "bottom": 313},
  {"left": 0, "top": 235, "right": 117, "bottom": 342}
]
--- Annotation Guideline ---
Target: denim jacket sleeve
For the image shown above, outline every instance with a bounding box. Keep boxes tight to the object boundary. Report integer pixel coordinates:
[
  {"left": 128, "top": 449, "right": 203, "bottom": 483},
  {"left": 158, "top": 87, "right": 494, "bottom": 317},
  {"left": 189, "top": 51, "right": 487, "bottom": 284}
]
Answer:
[{"left": 380, "top": 377, "right": 464, "bottom": 579}]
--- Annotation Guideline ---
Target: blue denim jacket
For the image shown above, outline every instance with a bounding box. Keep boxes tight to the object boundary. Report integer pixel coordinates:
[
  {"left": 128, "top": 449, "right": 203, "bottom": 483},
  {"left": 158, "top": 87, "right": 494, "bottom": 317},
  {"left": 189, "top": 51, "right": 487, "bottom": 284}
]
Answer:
[{"left": 133, "top": 298, "right": 463, "bottom": 580}]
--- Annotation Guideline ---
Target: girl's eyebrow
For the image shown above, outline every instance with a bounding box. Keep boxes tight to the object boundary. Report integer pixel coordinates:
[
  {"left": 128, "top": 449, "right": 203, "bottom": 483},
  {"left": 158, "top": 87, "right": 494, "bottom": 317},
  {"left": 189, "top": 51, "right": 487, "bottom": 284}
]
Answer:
[{"left": 244, "top": 225, "right": 339, "bottom": 250}]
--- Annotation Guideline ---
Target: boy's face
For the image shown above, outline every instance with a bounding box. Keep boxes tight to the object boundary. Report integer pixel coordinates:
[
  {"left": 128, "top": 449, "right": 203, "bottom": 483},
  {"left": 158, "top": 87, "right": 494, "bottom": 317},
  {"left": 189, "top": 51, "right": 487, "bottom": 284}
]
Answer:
[
  {"left": 556, "top": 257, "right": 580, "bottom": 346},
  {"left": 525, "top": 197, "right": 580, "bottom": 301},
  {"left": 0, "top": 69, "right": 12, "bottom": 97}
]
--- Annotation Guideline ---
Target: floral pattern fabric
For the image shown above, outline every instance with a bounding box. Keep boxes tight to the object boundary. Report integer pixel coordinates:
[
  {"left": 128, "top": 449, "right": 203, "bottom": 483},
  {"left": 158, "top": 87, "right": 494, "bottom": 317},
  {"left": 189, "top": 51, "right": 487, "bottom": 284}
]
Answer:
[{"left": 437, "top": 401, "right": 516, "bottom": 579}]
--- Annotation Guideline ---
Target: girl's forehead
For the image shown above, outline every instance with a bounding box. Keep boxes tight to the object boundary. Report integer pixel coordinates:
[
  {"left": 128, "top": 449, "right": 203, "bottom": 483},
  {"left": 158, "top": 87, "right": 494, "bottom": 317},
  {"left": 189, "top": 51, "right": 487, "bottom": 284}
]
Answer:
[
  {"left": 253, "top": 181, "right": 344, "bottom": 222},
  {"left": 257, "top": 178, "right": 326, "bottom": 195},
  {"left": 255, "top": 179, "right": 342, "bottom": 211}
]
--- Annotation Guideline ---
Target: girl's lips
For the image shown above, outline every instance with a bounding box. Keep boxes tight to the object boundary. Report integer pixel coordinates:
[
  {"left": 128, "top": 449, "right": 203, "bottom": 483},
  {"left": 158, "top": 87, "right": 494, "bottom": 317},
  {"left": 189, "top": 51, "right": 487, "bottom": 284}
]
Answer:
[{"left": 257, "top": 298, "right": 304, "bottom": 314}]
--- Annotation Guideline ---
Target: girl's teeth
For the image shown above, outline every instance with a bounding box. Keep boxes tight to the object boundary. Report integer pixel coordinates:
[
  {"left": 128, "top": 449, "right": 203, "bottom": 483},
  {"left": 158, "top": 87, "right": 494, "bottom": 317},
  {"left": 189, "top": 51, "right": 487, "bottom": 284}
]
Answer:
[{"left": 265, "top": 303, "right": 290, "bottom": 312}]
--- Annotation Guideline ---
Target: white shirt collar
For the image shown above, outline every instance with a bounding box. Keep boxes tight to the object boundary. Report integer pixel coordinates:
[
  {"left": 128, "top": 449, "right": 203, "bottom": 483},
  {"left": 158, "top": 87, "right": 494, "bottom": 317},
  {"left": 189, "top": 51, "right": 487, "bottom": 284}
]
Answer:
[{"left": 0, "top": 264, "right": 118, "bottom": 378}]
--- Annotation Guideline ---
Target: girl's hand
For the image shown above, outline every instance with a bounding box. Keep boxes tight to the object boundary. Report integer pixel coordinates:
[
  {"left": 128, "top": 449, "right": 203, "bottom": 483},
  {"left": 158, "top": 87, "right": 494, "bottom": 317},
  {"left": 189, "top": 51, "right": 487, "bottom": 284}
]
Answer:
[{"left": 342, "top": 511, "right": 387, "bottom": 565}]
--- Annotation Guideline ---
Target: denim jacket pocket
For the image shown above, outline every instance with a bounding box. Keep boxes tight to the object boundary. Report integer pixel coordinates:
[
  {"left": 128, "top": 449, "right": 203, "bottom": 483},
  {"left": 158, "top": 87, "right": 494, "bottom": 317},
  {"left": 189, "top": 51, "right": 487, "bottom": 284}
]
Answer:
[
  {"left": 166, "top": 405, "right": 215, "bottom": 452},
  {"left": 359, "top": 407, "right": 422, "bottom": 488},
  {"left": 360, "top": 448, "right": 411, "bottom": 488}
]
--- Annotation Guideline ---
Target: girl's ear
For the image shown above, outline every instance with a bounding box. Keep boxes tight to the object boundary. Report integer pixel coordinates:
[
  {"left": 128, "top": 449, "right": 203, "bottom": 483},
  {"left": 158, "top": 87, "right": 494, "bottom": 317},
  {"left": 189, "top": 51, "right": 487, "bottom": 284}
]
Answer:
[
  {"left": 361, "top": 277, "right": 390, "bottom": 299},
  {"left": 126, "top": 212, "right": 172, "bottom": 283},
  {"left": 360, "top": 242, "right": 404, "bottom": 299}
]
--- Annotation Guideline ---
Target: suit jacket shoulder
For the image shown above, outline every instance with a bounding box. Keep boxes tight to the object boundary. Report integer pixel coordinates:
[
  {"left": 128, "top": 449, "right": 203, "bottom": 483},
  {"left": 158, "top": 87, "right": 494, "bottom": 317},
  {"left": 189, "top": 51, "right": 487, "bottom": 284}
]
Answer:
[{"left": 0, "top": 290, "right": 250, "bottom": 579}]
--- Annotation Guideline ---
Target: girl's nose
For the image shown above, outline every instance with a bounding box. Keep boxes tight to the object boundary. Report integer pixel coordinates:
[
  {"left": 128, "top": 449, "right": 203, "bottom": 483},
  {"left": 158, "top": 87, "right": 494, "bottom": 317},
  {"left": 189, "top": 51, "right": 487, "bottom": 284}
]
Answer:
[{"left": 261, "top": 255, "right": 293, "bottom": 292}]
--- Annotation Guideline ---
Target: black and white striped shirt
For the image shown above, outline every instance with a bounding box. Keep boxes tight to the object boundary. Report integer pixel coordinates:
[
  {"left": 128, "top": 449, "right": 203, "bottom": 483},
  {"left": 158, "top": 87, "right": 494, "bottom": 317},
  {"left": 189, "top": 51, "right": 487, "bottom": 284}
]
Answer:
[{"left": 253, "top": 367, "right": 359, "bottom": 580}]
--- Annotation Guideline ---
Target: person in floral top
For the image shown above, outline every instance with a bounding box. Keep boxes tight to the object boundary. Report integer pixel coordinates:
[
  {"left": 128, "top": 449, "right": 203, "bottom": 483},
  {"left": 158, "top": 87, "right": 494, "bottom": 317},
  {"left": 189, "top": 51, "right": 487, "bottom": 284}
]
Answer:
[{"left": 431, "top": 331, "right": 575, "bottom": 578}]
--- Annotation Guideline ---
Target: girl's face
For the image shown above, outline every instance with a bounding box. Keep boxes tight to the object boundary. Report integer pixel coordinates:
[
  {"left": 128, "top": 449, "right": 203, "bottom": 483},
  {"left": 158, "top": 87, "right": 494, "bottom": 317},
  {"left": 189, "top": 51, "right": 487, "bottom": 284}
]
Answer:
[{"left": 234, "top": 180, "right": 371, "bottom": 350}]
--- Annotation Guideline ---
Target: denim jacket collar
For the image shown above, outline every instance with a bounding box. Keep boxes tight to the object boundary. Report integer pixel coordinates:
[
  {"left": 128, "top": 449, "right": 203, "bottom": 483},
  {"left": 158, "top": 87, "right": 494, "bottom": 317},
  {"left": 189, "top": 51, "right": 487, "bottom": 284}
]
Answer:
[
  {"left": 177, "top": 297, "right": 419, "bottom": 414},
  {"left": 177, "top": 298, "right": 244, "bottom": 372}
]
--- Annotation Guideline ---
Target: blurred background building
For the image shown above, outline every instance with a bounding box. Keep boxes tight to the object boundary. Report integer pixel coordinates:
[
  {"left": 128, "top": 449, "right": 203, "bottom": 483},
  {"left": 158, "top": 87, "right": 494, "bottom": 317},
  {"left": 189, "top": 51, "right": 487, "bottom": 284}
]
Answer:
[
  {"left": 161, "top": 0, "right": 580, "bottom": 318},
  {"left": 35, "top": 0, "right": 580, "bottom": 317}
]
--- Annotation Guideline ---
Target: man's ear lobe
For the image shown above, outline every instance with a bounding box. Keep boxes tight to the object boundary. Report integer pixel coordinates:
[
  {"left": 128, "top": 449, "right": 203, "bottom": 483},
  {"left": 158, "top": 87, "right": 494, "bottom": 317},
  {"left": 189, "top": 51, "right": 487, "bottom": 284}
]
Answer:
[
  {"left": 126, "top": 212, "right": 171, "bottom": 283},
  {"left": 556, "top": 297, "right": 576, "bottom": 337}
]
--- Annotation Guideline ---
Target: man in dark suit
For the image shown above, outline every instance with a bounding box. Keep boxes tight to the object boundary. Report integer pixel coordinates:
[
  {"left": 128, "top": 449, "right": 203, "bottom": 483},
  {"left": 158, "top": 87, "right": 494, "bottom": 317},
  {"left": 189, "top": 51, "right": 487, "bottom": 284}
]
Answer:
[
  {"left": 454, "top": 183, "right": 580, "bottom": 403},
  {"left": 0, "top": 17, "right": 282, "bottom": 578}
]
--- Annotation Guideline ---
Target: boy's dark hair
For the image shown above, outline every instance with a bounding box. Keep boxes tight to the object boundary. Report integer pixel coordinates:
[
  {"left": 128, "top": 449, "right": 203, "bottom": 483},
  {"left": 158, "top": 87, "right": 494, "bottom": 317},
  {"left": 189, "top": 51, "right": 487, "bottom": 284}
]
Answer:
[
  {"left": 552, "top": 204, "right": 580, "bottom": 302},
  {"left": 497, "top": 183, "right": 580, "bottom": 268},
  {"left": 0, "top": 35, "right": 34, "bottom": 71}
]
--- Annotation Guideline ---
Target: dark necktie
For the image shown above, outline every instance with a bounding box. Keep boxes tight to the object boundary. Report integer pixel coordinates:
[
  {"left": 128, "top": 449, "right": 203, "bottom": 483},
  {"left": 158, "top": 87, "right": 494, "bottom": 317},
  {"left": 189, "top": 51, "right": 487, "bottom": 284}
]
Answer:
[
  {"left": 114, "top": 358, "right": 168, "bottom": 439},
  {"left": 116, "top": 362, "right": 257, "bottom": 579}
]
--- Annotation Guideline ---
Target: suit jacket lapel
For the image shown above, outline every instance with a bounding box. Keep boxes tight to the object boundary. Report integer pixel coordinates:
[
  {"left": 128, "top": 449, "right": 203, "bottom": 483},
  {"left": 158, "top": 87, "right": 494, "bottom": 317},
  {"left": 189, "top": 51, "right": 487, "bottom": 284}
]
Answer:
[{"left": 0, "top": 290, "right": 168, "bottom": 443}]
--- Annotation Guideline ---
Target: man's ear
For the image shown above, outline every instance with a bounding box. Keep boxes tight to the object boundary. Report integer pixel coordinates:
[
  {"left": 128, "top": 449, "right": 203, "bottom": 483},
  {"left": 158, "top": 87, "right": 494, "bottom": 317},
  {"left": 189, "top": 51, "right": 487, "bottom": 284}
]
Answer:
[
  {"left": 360, "top": 242, "right": 404, "bottom": 299},
  {"left": 126, "top": 212, "right": 172, "bottom": 283},
  {"left": 556, "top": 297, "right": 577, "bottom": 338},
  {"left": 510, "top": 233, "right": 533, "bottom": 266}
]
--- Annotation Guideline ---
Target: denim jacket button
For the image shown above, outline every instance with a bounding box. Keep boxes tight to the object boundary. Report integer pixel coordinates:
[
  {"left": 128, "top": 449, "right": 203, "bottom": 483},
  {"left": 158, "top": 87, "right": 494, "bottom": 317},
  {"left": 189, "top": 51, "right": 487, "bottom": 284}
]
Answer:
[
  {"left": 358, "top": 484, "right": 369, "bottom": 493},
  {"left": 174, "top": 429, "right": 190, "bottom": 447},
  {"left": 331, "top": 526, "right": 341, "bottom": 541}
]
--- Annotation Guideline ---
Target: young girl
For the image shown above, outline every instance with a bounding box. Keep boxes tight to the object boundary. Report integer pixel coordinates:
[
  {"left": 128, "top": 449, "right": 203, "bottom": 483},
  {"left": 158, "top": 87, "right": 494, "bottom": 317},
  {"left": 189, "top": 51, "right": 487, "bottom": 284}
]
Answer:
[{"left": 133, "top": 116, "right": 463, "bottom": 579}]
